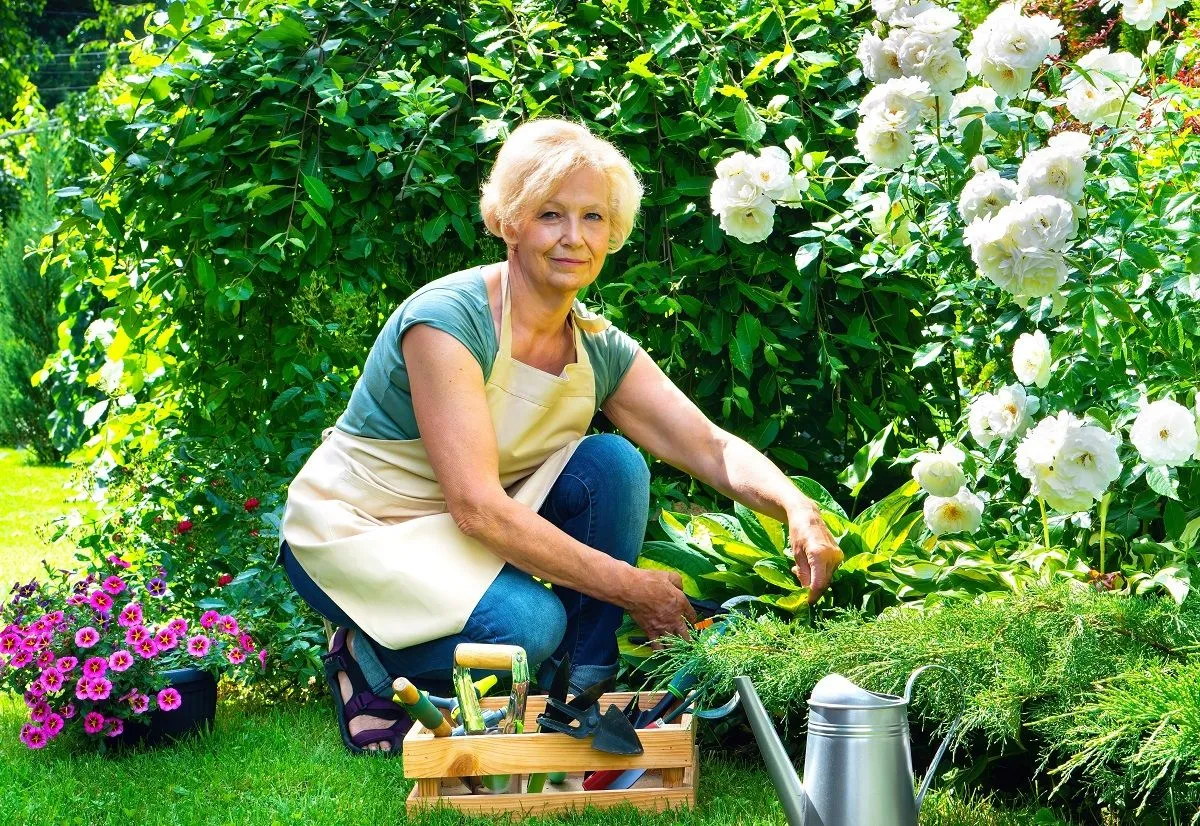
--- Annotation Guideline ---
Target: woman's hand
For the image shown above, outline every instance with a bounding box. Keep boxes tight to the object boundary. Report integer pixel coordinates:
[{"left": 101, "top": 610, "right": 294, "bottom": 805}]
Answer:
[
  {"left": 788, "top": 507, "right": 844, "bottom": 604},
  {"left": 624, "top": 568, "right": 697, "bottom": 642}
]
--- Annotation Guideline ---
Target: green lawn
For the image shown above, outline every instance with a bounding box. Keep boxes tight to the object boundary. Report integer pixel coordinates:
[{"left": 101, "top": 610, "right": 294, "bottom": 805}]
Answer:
[
  {"left": 0, "top": 446, "right": 88, "bottom": 586},
  {"left": 0, "top": 446, "right": 1073, "bottom": 825}
]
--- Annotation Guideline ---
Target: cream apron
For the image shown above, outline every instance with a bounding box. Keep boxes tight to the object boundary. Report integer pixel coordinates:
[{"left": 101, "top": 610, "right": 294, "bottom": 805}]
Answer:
[{"left": 281, "top": 268, "right": 607, "bottom": 650}]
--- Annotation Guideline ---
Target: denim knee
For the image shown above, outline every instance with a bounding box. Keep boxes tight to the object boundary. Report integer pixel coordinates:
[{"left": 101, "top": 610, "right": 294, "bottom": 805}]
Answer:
[
  {"left": 471, "top": 569, "right": 567, "bottom": 667},
  {"left": 582, "top": 433, "right": 650, "bottom": 493}
]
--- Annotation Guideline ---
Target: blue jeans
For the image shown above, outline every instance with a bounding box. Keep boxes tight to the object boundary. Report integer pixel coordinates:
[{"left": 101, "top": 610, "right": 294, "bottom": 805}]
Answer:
[{"left": 281, "top": 433, "right": 650, "bottom": 697}]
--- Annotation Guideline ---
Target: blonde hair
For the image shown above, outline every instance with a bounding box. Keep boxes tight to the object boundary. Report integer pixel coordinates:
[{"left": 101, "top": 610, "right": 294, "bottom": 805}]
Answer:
[{"left": 480, "top": 118, "right": 643, "bottom": 253}]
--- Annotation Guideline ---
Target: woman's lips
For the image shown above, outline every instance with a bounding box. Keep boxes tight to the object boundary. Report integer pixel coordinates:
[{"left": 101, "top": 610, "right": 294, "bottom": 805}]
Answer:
[{"left": 551, "top": 257, "right": 588, "bottom": 265}]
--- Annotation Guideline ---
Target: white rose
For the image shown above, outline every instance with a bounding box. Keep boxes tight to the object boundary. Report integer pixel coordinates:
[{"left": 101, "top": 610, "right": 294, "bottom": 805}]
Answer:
[
  {"left": 85, "top": 318, "right": 118, "bottom": 346},
  {"left": 950, "top": 85, "right": 999, "bottom": 140},
  {"left": 923, "top": 488, "right": 984, "bottom": 535},
  {"left": 856, "top": 116, "right": 915, "bottom": 169},
  {"left": 859, "top": 33, "right": 901, "bottom": 82},
  {"left": 1065, "top": 48, "right": 1146, "bottom": 126},
  {"left": 715, "top": 151, "right": 756, "bottom": 180},
  {"left": 709, "top": 173, "right": 763, "bottom": 216},
  {"left": 867, "top": 192, "right": 912, "bottom": 245},
  {"left": 888, "top": 0, "right": 937, "bottom": 26},
  {"left": 1017, "top": 411, "right": 1123, "bottom": 512},
  {"left": 872, "top": 0, "right": 900, "bottom": 22},
  {"left": 912, "top": 443, "right": 968, "bottom": 496},
  {"left": 1008, "top": 195, "right": 1078, "bottom": 252},
  {"left": 98, "top": 359, "right": 124, "bottom": 395},
  {"left": 969, "top": 383, "right": 1037, "bottom": 447},
  {"left": 1017, "top": 144, "right": 1087, "bottom": 203},
  {"left": 987, "top": 13, "right": 1063, "bottom": 71},
  {"left": 719, "top": 195, "right": 776, "bottom": 244},
  {"left": 116, "top": 393, "right": 137, "bottom": 409},
  {"left": 964, "top": 213, "right": 1018, "bottom": 286},
  {"left": 1011, "top": 247, "right": 1069, "bottom": 298},
  {"left": 907, "top": 6, "right": 962, "bottom": 39},
  {"left": 1121, "top": 0, "right": 1168, "bottom": 30},
  {"left": 749, "top": 149, "right": 793, "bottom": 200},
  {"left": 858, "top": 76, "right": 934, "bottom": 128},
  {"left": 1130, "top": 398, "right": 1199, "bottom": 467},
  {"left": 921, "top": 44, "right": 969, "bottom": 94},
  {"left": 1012, "top": 330, "right": 1052, "bottom": 388},
  {"left": 958, "top": 169, "right": 1018, "bottom": 224},
  {"left": 980, "top": 58, "right": 1035, "bottom": 98}
]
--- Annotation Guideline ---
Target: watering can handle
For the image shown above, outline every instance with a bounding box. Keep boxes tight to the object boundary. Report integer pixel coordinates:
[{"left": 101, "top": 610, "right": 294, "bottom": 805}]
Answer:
[{"left": 903, "top": 664, "right": 963, "bottom": 816}]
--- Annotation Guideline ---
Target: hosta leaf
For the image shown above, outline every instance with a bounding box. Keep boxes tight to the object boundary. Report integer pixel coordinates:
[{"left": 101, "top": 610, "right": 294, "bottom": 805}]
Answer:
[
  {"left": 858, "top": 479, "right": 921, "bottom": 551},
  {"left": 753, "top": 558, "right": 801, "bottom": 591},
  {"left": 712, "top": 537, "right": 774, "bottom": 567},
  {"left": 790, "top": 476, "right": 848, "bottom": 519},
  {"left": 735, "top": 502, "right": 783, "bottom": 553}
]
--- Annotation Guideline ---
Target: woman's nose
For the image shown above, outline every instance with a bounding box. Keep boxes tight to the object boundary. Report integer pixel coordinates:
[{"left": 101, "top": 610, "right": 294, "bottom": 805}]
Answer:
[{"left": 561, "top": 217, "right": 583, "bottom": 245}]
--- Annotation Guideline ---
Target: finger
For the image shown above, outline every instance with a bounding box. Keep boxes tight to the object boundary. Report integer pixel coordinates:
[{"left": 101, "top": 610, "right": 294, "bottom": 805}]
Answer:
[
  {"left": 681, "top": 599, "right": 698, "bottom": 625},
  {"left": 668, "top": 571, "right": 684, "bottom": 589},
  {"left": 792, "top": 556, "right": 812, "bottom": 587}
]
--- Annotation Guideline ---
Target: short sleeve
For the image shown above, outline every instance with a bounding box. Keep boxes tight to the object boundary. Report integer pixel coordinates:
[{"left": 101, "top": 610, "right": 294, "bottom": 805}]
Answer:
[
  {"left": 395, "top": 285, "right": 494, "bottom": 379},
  {"left": 583, "top": 322, "right": 642, "bottom": 409}
]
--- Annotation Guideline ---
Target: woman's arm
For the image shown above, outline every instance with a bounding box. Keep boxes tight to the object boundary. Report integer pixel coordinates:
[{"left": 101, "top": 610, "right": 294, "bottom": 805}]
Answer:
[
  {"left": 603, "top": 351, "right": 844, "bottom": 601},
  {"left": 403, "top": 324, "right": 696, "bottom": 640}
]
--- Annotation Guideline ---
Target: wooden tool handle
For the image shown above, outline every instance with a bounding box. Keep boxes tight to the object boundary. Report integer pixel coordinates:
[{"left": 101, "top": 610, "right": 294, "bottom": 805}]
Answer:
[
  {"left": 392, "top": 678, "right": 453, "bottom": 737},
  {"left": 454, "top": 643, "right": 524, "bottom": 670}
]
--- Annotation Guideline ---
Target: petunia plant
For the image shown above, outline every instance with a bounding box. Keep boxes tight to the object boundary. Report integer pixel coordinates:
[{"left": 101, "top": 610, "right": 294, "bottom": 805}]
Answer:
[{"left": 2, "top": 555, "right": 262, "bottom": 750}]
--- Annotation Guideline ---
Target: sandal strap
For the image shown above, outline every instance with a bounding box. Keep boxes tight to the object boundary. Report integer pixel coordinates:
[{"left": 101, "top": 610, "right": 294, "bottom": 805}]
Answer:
[
  {"left": 345, "top": 690, "right": 406, "bottom": 720},
  {"left": 350, "top": 718, "right": 411, "bottom": 751}
]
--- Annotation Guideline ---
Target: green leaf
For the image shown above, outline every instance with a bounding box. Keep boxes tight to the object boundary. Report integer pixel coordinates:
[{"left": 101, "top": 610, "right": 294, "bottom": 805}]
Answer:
[
  {"left": 753, "top": 558, "right": 801, "bottom": 591},
  {"left": 734, "top": 502, "right": 781, "bottom": 553},
  {"left": 176, "top": 127, "right": 216, "bottom": 150},
  {"left": 856, "top": 479, "right": 921, "bottom": 551},
  {"left": 960, "top": 117, "right": 982, "bottom": 161},
  {"left": 711, "top": 537, "right": 774, "bottom": 567},
  {"left": 468, "top": 53, "right": 511, "bottom": 82},
  {"left": 734, "top": 101, "right": 766, "bottom": 143},
  {"left": 1146, "top": 466, "right": 1180, "bottom": 500},
  {"left": 422, "top": 213, "right": 451, "bottom": 244},
  {"left": 837, "top": 421, "right": 895, "bottom": 498},
  {"left": 731, "top": 312, "right": 759, "bottom": 378},
  {"left": 194, "top": 257, "right": 216, "bottom": 290},
  {"left": 790, "top": 476, "right": 848, "bottom": 520},
  {"left": 168, "top": 0, "right": 185, "bottom": 30},
  {"left": 912, "top": 341, "right": 944, "bottom": 369},
  {"left": 694, "top": 63, "right": 720, "bottom": 107},
  {"left": 301, "top": 173, "right": 333, "bottom": 210}
]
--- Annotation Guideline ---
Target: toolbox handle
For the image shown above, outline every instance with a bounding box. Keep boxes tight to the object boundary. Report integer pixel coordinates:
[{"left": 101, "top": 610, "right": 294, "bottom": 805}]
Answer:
[{"left": 455, "top": 643, "right": 526, "bottom": 671}]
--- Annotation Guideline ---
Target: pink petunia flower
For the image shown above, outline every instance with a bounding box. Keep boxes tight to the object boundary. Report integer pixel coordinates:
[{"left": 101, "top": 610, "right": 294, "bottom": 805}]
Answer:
[
  {"left": 108, "top": 650, "right": 134, "bottom": 672},
  {"left": 227, "top": 648, "right": 246, "bottom": 665},
  {"left": 75, "top": 627, "right": 99, "bottom": 648},
  {"left": 86, "top": 678, "right": 112, "bottom": 701},
  {"left": 56, "top": 656, "right": 77, "bottom": 672},
  {"left": 125, "top": 625, "right": 150, "bottom": 646},
  {"left": 20, "top": 725, "right": 47, "bottom": 749},
  {"left": 40, "top": 667, "right": 64, "bottom": 692},
  {"left": 74, "top": 678, "right": 91, "bottom": 700},
  {"left": 156, "top": 687, "right": 182, "bottom": 711},
  {"left": 105, "top": 718, "right": 124, "bottom": 738},
  {"left": 102, "top": 575, "right": 126, "bottom": 595},
  {"left": 131, "top": 693, "right": 150, "bottom": 714},
  {"left": 83, "top": 711, "right": 105, "bottom": 734},
  {"left": 36, "top": 650, "right": 55, "bottom": 669},
  {"left": 88, "top": 590, "right": 113, "bottom": 614},
  {"left": 0, "top": 633, "right": 18, "bottom": 654},
  {"left": 43, "top": 713, "right": 64, "bottom": 737},
  {"left": 61, "top": 703, "right": 76, "bottom": 719},
  {"left": 107, "top": 554, "right": 131, "bottom": 569},
  {"left": 217, "top": 616, "right": 239, "bottom": 636},
  {"left": 26, "top": 677, "right": 45, "bottom": 697},
  {"left": 46, "top": 611, "right": 64, "bottom": 626},
  {"left": 167, "top": 618, "right": 188, "bottom": 637},
  {"left": 199, "top": 610, "right": 220, "bottom": 629},
  {"left": 238, "top": 634, "right": 255, "bottom": 652},
  {"left": 186, "top": 635, "right": 210, "bottom": 657},
  {"left": 66, "top": 594, "right": 85, "bottom": 606},
  {"left": 30, "top": 618, "right": 50, "bottom": 633},
  {"left": 135, "top": 638, "right": 159, "bottom": 659},
  {"left": 20, "top": 634, "right": 39, "bottom": 652},
  {"left": 258, "top": 649, "right": 268, "bottom": 671},
  {"left": 83, "top": 657, "right": 107, "bottom": 678},
  {"left": 10, "top": 650, "right": 32, "bottom": 669},
  {"left": 154, "top": 629, "right": 178, "bottom": 650},
  {"left": 29, "top": 700, "right": 50, "bottom": 722},
  {"left": 118, "top": 602, "right": 143, "bottom": 628}
]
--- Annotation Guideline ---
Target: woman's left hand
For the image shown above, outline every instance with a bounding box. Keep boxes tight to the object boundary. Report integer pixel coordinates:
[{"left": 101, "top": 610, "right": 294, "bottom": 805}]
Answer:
[{"left": 788, "top": 507, "right": 844, "bottom": 604}]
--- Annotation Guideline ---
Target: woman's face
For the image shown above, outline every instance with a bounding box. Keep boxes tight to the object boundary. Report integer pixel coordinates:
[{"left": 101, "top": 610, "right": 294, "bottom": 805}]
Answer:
[{"left": 509, "top": 166, "right": 611, "bottom": 294}]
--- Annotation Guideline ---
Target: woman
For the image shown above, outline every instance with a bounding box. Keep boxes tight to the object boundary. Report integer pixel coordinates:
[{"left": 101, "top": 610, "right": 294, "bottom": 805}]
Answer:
[{"left": 279, "top": 118, "right": 843, "bottom": 754}]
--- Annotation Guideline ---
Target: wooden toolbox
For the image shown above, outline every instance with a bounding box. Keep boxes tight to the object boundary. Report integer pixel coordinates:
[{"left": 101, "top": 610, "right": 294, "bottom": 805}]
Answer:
[{"left": 403, "top": 691, "right": 698, "bottom": 816}]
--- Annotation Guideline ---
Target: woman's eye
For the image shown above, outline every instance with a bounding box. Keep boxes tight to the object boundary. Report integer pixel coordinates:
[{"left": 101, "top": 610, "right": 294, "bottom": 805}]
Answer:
[
  {"left": 540, "top": 211, "right": 559, "bottom": 219},
  {"left": 586, "top": 212, "right": 604, "bottom": 220}
]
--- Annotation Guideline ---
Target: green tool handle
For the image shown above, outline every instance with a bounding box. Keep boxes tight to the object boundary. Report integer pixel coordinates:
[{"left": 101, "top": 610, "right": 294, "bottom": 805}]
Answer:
[{"left": 392, "top": 678, "right": 452, "bottom": 737}]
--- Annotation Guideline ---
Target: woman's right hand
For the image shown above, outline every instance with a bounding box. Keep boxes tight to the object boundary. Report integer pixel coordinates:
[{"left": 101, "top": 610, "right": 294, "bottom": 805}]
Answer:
[{"left": 624, "top": 568, "right": 697, "bottom": 642}]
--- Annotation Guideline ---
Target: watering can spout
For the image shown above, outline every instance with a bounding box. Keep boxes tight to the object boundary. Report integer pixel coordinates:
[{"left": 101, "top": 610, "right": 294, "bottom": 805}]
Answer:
[{"left": 735, "top": 676, "right": 807, "bottom": 826}]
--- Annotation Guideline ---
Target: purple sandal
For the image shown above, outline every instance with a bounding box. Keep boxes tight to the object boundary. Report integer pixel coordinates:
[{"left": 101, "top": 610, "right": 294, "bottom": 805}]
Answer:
[{"left": 321, "top": 627, "right": 412, "bottom": 755}]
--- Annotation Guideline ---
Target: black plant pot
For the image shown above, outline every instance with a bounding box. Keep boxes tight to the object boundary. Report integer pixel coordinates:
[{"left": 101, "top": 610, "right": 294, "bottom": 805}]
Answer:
[{"left": 116, "top": 667, "right": 217, "bottom": 748}]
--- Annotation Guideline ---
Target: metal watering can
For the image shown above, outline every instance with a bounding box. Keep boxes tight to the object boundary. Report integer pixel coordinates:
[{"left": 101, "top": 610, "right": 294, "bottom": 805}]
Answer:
[{"left": 736, "top": 667, "right": 962, "bottom": 826}]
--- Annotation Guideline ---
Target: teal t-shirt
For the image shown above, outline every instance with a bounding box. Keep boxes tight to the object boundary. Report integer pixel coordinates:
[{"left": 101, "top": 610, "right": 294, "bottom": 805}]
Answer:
[{"left": 336, "top": 267, "right": 642, "bottom": 441}]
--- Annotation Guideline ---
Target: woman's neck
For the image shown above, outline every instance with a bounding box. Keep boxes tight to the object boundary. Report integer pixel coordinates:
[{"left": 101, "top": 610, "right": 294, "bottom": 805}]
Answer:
[{"left": 504, "top": 259, "right": 575, "bottom": 339}]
